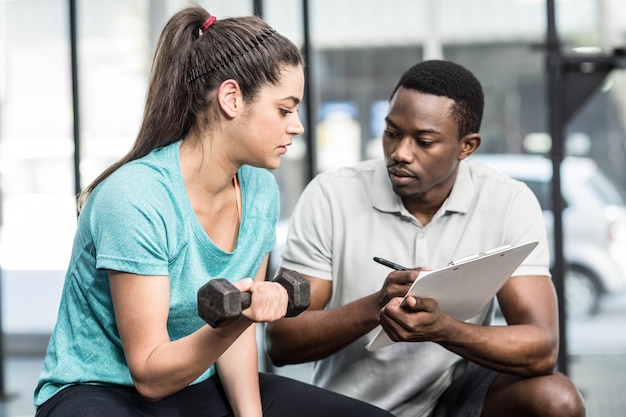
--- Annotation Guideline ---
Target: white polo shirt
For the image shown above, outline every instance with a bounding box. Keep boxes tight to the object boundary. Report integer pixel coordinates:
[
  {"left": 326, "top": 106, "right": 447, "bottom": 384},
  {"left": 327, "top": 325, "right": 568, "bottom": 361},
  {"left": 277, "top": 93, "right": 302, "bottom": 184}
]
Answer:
[{"left": 280, "top": 158, "right": 550, "bottom": 417}]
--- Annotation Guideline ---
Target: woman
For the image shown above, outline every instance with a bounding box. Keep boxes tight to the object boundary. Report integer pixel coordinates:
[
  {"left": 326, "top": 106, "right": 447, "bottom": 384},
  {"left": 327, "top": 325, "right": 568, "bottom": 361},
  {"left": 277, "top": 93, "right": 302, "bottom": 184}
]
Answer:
[{"left": 34, "top": 6, "right": 393, "bottom": 417}]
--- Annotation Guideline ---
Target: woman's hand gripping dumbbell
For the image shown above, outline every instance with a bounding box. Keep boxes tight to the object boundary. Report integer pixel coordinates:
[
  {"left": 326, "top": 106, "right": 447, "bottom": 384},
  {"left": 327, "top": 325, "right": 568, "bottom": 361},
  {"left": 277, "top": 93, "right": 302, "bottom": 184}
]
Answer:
[{"left": 197, "top": 270, "right": 311, "bottom": 327}]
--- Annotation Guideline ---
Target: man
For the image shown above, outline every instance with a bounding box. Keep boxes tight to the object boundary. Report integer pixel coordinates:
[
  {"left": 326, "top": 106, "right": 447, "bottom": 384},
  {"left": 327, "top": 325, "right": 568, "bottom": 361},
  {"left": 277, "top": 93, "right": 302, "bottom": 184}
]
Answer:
[{"left": 265, "top": 60, "right": 585, "bottom": 417}]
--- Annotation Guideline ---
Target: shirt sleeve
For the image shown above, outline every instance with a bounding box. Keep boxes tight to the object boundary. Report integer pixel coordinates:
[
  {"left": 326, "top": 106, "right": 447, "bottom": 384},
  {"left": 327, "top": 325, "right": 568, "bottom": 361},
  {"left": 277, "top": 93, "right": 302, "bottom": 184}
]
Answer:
[
  {"left": 281, "top": 176, "right": 334, "bottom": 281},
  {"left": 87, "top": 167, "right": 174, "bottom": 276},
  {"left": 505, "top": 183, "right": 552, "bottom": 278}
]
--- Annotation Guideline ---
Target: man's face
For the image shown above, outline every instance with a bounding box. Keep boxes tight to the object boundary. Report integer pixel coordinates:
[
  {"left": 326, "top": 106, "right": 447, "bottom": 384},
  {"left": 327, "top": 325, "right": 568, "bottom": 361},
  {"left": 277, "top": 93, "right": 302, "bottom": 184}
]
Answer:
[{"left": 382, "top": 87, "right": 466, "bottom": 203}]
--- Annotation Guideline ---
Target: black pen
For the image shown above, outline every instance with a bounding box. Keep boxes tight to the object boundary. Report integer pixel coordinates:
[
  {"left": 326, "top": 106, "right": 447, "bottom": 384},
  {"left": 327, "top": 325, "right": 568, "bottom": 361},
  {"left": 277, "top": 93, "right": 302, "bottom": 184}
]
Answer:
[
  {"left": 373, "top": 256, "right": 409, "bottom": 271},
  {"left": 374, "top": 257, "right": 414, "bottom": 309}
]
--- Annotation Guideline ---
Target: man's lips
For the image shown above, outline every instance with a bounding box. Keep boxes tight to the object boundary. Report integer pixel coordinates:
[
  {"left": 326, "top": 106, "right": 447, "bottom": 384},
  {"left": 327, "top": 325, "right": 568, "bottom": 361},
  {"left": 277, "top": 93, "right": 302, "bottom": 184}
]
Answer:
[{"left": 388, "top": 168, "right": 417, "bottom": 185}]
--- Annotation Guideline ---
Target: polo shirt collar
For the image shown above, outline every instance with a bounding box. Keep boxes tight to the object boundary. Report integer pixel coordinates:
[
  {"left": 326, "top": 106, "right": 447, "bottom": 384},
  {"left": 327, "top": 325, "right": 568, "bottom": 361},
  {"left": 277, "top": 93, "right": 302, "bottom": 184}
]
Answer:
[
  {"left": 372, "top": 160, "right": 474, "bottom": 216},
  {"left": 444, "top": 161, "right": 473, "bottom": 215}
]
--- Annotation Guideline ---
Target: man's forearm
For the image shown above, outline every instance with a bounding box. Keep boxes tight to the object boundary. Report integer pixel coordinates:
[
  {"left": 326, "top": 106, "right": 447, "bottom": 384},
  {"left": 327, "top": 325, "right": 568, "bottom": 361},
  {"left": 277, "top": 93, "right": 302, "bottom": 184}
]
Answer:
[{"left": 435, "top": 315, "right": 558, "bottom": 377}]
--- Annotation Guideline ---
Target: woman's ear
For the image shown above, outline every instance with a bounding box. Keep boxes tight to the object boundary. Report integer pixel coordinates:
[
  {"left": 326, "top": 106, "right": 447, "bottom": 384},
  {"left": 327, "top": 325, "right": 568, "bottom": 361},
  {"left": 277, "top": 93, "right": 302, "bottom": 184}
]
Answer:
[
  {"left": 458, "top": 133, "right": 481, "bottom": 160},
  {"left": 217, "top": 79, "right": 242, "bottom": 118}
]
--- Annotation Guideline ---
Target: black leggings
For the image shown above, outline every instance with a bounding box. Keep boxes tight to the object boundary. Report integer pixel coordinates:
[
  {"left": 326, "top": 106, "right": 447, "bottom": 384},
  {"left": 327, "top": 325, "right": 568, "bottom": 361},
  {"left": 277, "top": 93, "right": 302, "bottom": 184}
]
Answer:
[{"left": 35, "top": 372, "right": 393, "bottom": 417}]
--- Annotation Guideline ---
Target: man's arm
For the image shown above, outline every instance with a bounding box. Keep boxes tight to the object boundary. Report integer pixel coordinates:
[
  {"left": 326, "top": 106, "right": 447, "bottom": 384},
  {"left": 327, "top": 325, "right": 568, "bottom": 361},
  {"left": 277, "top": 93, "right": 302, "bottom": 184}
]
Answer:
[
  {"left": 265, "top": 267, "right": 421, "bottom": 366},
  {"left": 380, "top": 274, "right": 559, "bottom": 377}
]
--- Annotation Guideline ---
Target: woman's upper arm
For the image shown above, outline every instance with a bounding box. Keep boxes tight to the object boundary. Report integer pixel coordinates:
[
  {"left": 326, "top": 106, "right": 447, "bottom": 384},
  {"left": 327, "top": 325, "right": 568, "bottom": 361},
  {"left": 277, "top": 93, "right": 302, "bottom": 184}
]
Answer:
[{"left": 109, "top": 271, "right": 171, "bottom": 373}]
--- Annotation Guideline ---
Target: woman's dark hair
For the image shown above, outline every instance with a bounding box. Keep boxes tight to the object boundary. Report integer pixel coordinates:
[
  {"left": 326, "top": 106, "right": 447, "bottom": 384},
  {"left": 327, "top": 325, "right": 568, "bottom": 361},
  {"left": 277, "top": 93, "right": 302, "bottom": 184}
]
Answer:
[
  {"left": 78, "top": 6, "right": 303, "bottom": 208},
  {"left": 390, "top": 60, "right": 484, "bottom": 138}
]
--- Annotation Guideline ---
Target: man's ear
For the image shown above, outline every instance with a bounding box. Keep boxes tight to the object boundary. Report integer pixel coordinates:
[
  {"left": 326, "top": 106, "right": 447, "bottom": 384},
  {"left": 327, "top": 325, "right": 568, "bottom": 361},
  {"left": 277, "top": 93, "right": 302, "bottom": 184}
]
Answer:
[
  {"left": 458, "top": 133, "right": 481, "bottom": 160},
  {"left": 217, "top": 79, "right": 242, "bottom": 118}
]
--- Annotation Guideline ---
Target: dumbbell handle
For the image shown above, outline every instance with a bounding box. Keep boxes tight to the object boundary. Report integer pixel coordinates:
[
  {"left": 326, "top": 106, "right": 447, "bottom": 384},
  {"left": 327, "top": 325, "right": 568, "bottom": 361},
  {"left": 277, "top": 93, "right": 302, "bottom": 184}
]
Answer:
[
  {"left": 248, "top": 271, "right": 311, "bottom": 318},
  {"left": 198, "top": 270, "right": 310, "bottom": 327},
  {"left": 239, "top": 292, "right": 252, "bottom": 310}
]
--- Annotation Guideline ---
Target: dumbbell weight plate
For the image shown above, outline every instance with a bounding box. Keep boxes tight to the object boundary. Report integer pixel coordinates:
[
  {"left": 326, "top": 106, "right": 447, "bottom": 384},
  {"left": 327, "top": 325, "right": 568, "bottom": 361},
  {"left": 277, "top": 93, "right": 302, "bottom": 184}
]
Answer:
[
  {"left": 277, "top": 270, "right": 311, "bottom": 316},
  {"left": 197, "top": 278, "right": 250, "bottom": 327}
]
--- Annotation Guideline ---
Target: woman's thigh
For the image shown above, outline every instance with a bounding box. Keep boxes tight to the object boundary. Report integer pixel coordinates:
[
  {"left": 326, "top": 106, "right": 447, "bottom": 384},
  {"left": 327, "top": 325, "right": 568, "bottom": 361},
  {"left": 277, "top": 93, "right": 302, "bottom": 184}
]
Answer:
[
  {"left": 35, "top": 379, "right": 231, "bottom": 417},
  {"left": 35, "top": 384, "right": 173, "bottom": 417}
]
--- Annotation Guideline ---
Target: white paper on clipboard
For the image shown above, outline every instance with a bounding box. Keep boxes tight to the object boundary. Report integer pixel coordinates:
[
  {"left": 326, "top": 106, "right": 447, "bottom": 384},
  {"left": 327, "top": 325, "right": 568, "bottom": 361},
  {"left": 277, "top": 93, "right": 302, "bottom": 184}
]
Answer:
[{"left": 366, "top": 241, "right": 538, "bottom": 351}]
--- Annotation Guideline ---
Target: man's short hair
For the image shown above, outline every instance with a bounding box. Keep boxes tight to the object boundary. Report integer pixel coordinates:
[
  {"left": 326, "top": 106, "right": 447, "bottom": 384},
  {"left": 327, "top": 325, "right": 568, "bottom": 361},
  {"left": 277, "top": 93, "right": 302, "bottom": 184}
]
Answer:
[{"left": 390, "top": 60, "right": 484, "bottom": 138}]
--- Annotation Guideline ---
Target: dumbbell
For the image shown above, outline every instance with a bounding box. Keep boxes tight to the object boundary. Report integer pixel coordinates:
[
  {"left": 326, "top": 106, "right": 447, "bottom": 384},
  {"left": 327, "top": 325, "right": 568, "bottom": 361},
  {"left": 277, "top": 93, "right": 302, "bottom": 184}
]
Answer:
[{"left": 197, "top": 270, "right": 311, "bottom": 328}]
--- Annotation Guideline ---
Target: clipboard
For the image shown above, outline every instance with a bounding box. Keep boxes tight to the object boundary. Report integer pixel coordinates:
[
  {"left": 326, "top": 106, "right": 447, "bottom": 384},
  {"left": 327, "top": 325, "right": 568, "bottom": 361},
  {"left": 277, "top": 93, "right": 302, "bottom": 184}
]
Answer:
[{"left": 365, "top": 241, "right": 538, "bottom": 351}]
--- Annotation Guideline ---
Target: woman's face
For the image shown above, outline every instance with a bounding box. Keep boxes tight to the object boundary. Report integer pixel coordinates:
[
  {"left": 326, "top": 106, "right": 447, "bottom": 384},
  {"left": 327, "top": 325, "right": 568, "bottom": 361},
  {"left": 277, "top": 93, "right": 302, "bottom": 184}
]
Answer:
[{"left": 233, "top": 64, "right": 305, "bottom": 170}]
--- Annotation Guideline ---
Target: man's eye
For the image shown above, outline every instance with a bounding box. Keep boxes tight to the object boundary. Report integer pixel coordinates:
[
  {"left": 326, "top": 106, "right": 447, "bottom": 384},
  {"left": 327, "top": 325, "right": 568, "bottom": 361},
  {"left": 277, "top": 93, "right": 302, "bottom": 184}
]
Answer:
[{"left": 383, "top": 129, "right": 400, "bottom": 139}]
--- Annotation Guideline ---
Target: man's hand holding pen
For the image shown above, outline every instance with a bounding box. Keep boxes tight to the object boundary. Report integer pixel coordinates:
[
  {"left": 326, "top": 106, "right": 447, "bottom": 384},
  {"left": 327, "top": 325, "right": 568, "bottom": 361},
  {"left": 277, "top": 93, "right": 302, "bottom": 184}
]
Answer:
[
  {"left": 372, "top": 256, "right": 443, "bottom": 342},
  {"left": 375, "top": 268, "right": 420, "bottom": 310},
  {"left": 373, "top": 256, "right": 432, "bottom": 312}
]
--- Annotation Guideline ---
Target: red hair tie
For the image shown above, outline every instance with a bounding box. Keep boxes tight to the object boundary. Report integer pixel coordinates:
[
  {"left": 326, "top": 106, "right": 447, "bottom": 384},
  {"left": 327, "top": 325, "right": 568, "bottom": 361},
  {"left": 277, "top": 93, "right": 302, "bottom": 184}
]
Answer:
[{"left": 201, "top": 15, "right": 217, "bottom": 32}]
